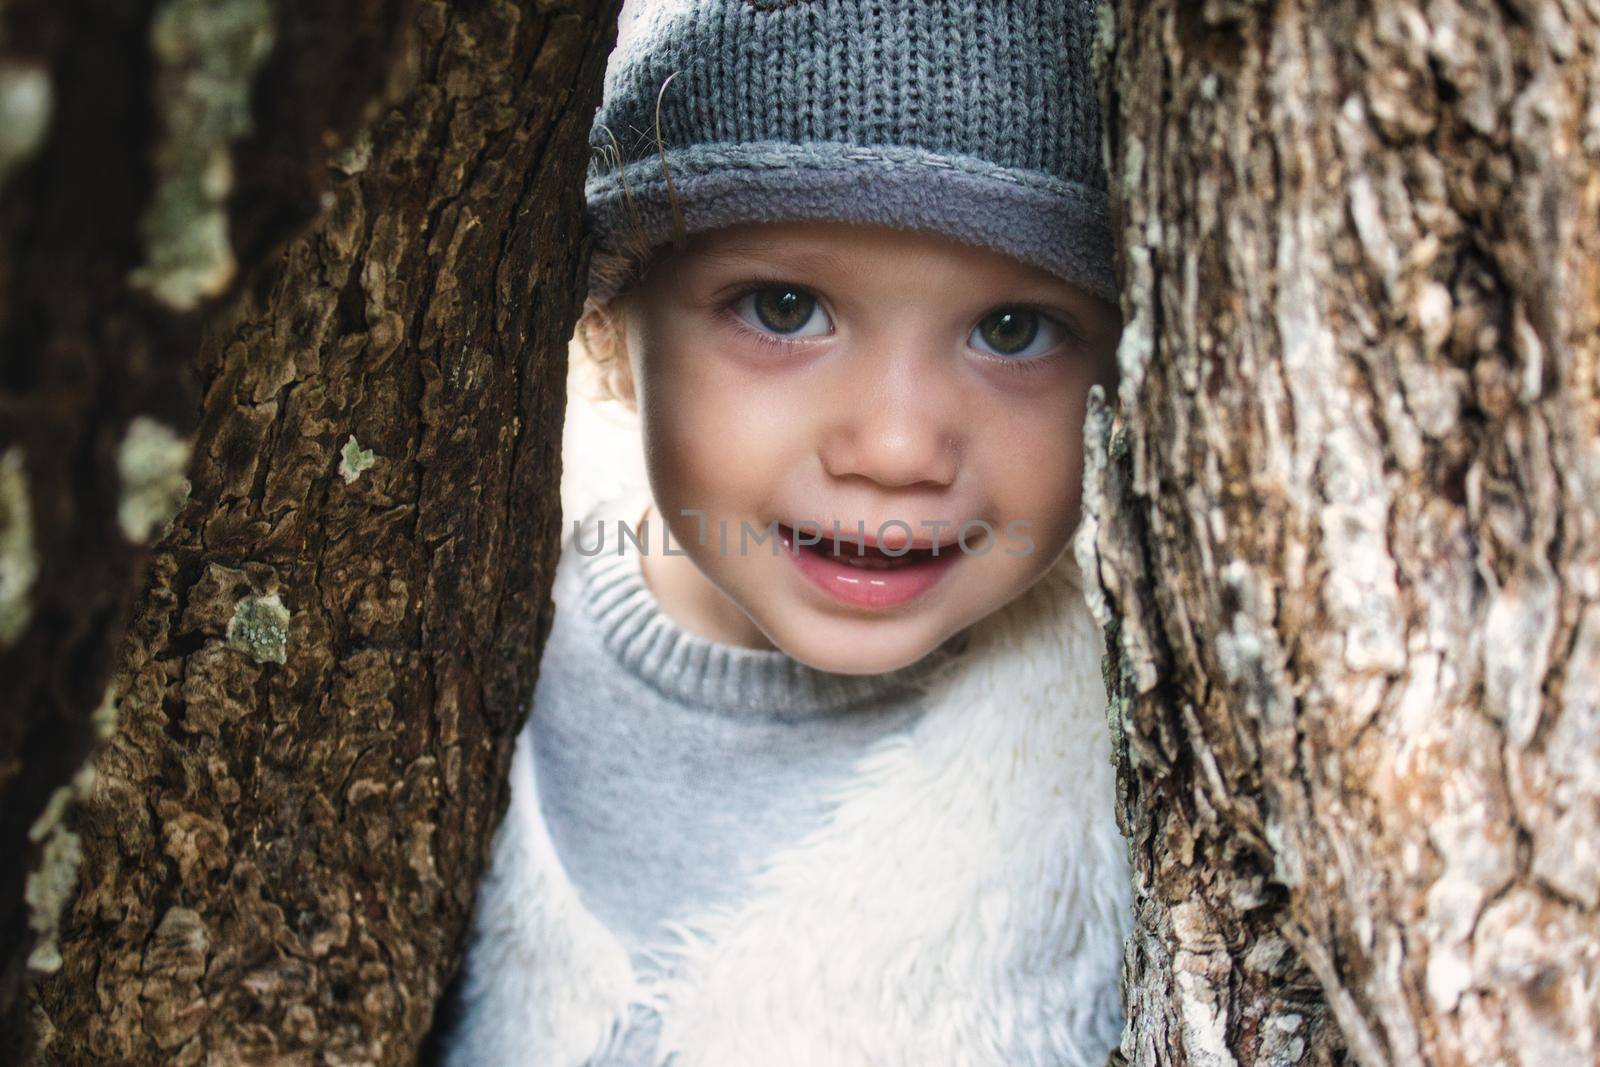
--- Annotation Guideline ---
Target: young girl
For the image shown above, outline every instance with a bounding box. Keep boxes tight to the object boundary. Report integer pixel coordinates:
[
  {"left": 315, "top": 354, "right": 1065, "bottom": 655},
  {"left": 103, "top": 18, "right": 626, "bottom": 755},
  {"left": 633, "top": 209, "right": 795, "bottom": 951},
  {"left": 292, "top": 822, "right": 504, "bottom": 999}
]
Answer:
[{"left": 439, "top": 2, "right": 1131, "bottom": 1065}]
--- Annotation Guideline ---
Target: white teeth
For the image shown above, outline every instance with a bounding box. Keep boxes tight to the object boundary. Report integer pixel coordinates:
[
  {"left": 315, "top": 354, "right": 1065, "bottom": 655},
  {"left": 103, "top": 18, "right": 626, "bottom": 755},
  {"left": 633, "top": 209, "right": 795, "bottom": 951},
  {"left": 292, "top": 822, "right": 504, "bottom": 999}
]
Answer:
[
  {"left": 793, "top": 531, "right": 938, "bottom": 569},
  {"left": 838, "top": 553, "right": 899, "bottom": 569},
  {"left": 828, "top": 546, "right": 935, "bottom": 569}
]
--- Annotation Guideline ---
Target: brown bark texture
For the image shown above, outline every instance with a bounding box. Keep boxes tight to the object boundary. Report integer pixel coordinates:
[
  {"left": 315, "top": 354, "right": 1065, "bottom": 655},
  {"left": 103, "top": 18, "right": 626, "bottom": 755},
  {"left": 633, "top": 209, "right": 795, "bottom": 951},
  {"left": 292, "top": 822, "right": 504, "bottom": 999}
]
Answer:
[
  {"left": 1082, "top": 1, "right": 1599, "bottom": 1065},
  {"left": 0, "top": 0, "right": 416, "bottom": 1024},
  {"left": 13, "top": 0, "right": 618, "bottom": 1062}
]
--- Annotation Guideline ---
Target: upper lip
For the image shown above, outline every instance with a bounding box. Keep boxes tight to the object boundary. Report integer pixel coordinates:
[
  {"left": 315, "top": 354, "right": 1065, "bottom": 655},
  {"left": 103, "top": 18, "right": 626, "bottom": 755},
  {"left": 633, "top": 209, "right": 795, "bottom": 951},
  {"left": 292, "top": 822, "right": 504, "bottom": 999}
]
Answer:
[{"left": 779, "top": 520, "right": 972, "bottom": 552}]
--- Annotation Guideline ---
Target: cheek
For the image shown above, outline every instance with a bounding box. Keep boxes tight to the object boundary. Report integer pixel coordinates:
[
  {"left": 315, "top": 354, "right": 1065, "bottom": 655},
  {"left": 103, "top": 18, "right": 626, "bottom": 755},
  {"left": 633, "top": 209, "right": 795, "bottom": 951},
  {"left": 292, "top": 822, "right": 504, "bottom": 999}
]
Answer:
[
  {"left": 636, "top": 332, "right": 797, "bottom": 506},
  {"left": 975, "top": 383, "right": 1096, "bottom": 546}
]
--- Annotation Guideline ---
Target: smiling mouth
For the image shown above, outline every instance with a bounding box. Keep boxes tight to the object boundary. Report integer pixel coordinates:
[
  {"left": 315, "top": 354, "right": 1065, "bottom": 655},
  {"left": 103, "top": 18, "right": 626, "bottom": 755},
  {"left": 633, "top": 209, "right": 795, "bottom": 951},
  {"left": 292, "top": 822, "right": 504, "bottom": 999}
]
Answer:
[{"left": 776, "top": 522, "right": 965, "bottom": 610}]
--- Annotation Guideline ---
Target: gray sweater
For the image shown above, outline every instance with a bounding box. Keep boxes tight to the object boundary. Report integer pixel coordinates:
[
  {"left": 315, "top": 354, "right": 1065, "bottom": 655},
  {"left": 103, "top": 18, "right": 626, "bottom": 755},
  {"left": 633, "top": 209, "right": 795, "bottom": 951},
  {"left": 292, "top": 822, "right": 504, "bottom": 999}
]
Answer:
[{"left": 513, "top": 499, "right": 970, "bottom": 1065}]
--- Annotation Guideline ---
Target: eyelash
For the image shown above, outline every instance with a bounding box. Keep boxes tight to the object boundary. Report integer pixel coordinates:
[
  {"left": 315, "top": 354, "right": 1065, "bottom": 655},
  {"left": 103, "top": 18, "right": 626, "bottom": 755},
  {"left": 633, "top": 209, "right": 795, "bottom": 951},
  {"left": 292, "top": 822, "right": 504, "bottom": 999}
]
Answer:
[
  {"left": 720, "top": 279, "right": 825, "bottom": 354},
  {"left": 717, "top": 281, "right": 1080, "bottom": 374}
]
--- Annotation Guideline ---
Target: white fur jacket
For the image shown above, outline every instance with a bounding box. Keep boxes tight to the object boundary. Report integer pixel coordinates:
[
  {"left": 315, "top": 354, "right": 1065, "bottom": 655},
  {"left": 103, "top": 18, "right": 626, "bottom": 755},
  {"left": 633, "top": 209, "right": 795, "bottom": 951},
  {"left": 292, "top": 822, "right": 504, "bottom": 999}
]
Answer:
[{"left": 439, "top": 364, "right": 1133, "bottom": 1067}]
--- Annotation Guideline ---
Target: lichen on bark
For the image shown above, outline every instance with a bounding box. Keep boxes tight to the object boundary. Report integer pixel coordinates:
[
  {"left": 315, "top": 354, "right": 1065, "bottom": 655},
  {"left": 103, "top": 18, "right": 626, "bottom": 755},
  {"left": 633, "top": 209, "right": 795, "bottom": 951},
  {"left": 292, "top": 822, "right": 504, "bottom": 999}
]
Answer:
[
  {"left": 0, "top": 445, "right": 38, "bottom": 646},
  {"left": 0, "top": 60, "right": 52, "bottom": 196},
  {"left": 115, "top": 415, "right": 192, "bottom": 543},
  {"left": 21, "top": 765, "right": 92, "bottom": 977},
  {"left": 224, "top": 591, "right": 289, "bottom": 665},
  {"left": 127, "top": 0, "right": 275, "bottom": 311},
  {"left": 338, "top": 434, "right": 377, "bottom": 483}
]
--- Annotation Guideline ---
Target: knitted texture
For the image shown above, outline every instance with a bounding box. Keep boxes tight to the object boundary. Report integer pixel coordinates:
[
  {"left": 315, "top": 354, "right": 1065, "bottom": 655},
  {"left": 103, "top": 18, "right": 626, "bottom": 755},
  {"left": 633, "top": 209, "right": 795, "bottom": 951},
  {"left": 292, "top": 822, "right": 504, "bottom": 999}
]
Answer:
[{"left": 585, "top": 0, "right": 1115, "bottom": 305}]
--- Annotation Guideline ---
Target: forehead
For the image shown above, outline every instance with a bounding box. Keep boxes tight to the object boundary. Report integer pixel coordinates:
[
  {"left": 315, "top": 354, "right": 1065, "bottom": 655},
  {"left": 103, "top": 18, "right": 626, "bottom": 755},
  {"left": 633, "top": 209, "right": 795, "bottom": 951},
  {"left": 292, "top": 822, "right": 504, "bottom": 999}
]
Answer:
[{"left": 674, "top": 220, "right": 1068, "bottom": 290}]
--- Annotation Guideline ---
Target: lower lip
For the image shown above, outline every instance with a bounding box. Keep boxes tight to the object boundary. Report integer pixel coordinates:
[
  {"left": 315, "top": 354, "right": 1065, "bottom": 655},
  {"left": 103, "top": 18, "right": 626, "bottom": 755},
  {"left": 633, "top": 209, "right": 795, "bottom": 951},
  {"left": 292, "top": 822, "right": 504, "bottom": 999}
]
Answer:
[{"left": 777, "top": 525, "right": 963, "bottom": 610}]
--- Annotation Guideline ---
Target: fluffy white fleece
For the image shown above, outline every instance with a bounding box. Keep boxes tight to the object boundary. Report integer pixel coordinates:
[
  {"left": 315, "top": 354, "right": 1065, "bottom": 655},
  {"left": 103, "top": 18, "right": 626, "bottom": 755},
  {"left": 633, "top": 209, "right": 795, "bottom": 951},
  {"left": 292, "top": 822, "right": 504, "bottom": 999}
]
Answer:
[
  {"left": 443, "top": 546, "right": 1130, "bottom": 1067},
  {"left": 442, "top": 358, "right": 1131, "bottom": 1066}
]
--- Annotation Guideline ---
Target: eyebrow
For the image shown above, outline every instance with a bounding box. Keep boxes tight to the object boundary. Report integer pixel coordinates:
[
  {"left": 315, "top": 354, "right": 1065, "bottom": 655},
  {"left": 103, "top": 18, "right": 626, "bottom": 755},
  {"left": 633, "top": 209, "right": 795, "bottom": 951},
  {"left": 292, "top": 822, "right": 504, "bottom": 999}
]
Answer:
[
  {"left": 691, "top": 239, "right": 856, "bottom": 279},
  {"left": 685, "top": 235, "right": 1095, "bottom": 316}
]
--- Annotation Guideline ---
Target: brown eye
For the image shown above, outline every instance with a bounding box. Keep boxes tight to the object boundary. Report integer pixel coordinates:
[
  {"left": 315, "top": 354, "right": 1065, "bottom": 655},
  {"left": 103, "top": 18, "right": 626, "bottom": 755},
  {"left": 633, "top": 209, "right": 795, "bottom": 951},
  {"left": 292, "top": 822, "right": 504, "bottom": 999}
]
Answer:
[
  {"left": 755, "top": 288, "right": 812, "bottom": 332},
  {"left": 735, "top": 286, "right": 831, "bottom": 337},
  {"left": 969, "top": 308, "right": 1063, "bottom": 359}
]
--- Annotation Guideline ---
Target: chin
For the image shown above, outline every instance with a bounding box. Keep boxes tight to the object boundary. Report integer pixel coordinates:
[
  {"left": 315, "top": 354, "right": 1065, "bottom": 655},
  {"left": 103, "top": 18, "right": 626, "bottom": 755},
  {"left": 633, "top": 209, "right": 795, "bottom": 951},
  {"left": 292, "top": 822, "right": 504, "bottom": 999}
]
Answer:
[{"left": 770, "top": 624, "right": 945, "bottom": 677}]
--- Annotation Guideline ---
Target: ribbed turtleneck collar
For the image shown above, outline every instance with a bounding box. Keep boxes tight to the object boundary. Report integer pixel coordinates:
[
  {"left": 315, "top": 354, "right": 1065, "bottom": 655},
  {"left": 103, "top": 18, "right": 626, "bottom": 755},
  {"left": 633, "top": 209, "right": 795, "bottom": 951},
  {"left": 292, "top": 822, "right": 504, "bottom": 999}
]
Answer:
[{"left": 572, "top": 501, "right": 971, "bottom": 718}]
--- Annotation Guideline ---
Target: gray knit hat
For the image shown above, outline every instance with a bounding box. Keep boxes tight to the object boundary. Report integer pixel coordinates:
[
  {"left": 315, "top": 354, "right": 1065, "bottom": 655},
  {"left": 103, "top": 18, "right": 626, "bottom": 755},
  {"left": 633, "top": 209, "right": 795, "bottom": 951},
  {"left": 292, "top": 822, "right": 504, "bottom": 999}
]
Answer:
[{"left": 584, "top": 0, "right": 1114, "bottom": 307}]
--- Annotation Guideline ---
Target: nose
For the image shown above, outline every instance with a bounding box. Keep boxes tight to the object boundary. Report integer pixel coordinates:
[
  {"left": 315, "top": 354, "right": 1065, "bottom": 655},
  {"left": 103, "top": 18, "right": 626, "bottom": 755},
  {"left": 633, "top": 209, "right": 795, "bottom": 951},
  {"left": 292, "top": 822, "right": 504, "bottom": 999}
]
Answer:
[{"left": 816, "top": 342, "right": 962, "bottom": 490}]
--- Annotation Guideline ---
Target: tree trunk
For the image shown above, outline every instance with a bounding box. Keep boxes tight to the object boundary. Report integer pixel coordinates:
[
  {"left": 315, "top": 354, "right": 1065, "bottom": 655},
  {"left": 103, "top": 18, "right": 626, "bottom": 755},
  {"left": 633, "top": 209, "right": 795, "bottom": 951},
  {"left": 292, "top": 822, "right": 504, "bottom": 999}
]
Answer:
[
  {"left": 13, "top": 1, "right": 618, "bottom": 1062},
  {"left": 0, "top": 0, "right": 416, "bottom": 1022},
  {"left": 1084, "top": 1, "right": 1599, "bottom": 1064}
]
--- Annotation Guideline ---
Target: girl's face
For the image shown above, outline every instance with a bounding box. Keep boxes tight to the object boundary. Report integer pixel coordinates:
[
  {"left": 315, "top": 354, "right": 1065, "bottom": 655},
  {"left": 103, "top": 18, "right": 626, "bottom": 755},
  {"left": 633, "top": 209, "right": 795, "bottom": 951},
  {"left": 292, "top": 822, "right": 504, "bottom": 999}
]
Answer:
[{"left": 612, "top": 219, "right": 1120, "bottom": 675}]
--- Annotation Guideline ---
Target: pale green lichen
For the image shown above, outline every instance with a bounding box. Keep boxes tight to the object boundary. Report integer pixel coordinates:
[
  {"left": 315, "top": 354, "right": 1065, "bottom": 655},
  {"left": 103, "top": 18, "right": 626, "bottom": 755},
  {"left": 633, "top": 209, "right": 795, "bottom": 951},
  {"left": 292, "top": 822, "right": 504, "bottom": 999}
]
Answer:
[
  {"left": 24, "top": 763, "right": 97, "bottom": 974},
  {"left": 0, "top": 445, "right": 39, "bottom": 646},
  {"left": 338, "top": 434, "right": 377, "bottom": 483},
  {"left": 330, "top": 127, "right": 372, "bottom": 176},
  {"left": 92, "top": 682, "right": 120, "bottom": 741},
  {"left": 128, "top": 0, "right": 276, "bottom": 310},
  {"left": 0, "top": 61, "right": 53, "bottom": 197},
  {"left": 23, "top": 686, "right": 115, "bottom": 972},
  {"left": 227, "top": 591, "right": 289, "bottom": 664},
  {"left": 117, "top": 416, "right": 193, "bottom": 543}
]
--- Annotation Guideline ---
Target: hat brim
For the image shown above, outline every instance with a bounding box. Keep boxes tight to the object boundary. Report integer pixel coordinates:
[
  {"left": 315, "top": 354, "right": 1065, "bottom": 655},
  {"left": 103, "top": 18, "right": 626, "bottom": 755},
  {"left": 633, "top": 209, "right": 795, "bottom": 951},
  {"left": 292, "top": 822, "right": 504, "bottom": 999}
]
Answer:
[{"left": 583, "top": 141, "right": 1117, "bottom": 307}]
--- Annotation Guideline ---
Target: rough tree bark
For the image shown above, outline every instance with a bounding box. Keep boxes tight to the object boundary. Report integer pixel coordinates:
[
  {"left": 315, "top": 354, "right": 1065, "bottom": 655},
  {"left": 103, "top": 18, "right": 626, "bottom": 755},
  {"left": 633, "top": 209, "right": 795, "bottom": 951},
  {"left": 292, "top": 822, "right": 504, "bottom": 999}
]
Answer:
[
  {"left": 1082, "top": 1, "right": 1598, "bottom": 1064},
  {"left": 11, "top": 0, "right": 618, "bottom": 1062},
  {"left": 0, "top": 0, "right": 416, "bottom": 1023}
]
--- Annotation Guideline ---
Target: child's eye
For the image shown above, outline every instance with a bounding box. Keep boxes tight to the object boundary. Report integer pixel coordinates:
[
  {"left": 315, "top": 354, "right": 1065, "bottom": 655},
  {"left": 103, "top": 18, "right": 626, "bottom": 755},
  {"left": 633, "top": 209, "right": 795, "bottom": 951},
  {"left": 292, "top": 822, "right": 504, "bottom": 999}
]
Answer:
[
  {"left": 968, "top": 309, "right": 1069, "bottom": 360},
  {"left": 732, "top": 286, "right": 833, "bottom": 338}
]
